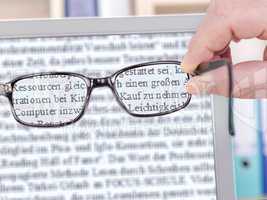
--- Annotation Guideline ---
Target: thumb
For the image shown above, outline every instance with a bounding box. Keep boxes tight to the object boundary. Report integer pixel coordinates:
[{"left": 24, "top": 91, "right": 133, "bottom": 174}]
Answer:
[{"left": 186, "top": 61, "right": 267, "bottom": 99}]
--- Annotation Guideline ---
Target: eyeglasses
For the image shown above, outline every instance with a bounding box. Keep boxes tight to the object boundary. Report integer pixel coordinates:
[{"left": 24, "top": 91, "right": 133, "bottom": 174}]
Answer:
[{"left": 0, "top": 60, "right": 234, "bottom": 131}]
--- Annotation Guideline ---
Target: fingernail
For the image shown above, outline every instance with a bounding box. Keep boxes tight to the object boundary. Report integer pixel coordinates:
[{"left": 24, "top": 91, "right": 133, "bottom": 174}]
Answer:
[
  {"left": 181, "top": 59, "right": 197, "bottom": 74},
  {"left": 181, "top": 60, "right": 190, "bottom": 73},
  {"left": 181, "top": 54, "right": 193, "bottom": 73}
]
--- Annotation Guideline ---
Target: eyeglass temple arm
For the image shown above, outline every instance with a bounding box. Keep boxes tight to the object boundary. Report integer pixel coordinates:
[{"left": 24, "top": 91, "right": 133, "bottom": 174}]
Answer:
[
  {"left": 192, "top": 59, "right": 229, "bottom": 76},
  {"left": 0, "top": 83, "right": 12, "bottom": 96},
  {"left": 192, "top": 59, "right": 235, "bottom": 137}
]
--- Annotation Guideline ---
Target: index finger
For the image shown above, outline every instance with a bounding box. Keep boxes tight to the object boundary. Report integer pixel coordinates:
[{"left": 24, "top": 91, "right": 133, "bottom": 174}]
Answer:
[{"left": 181, "top": 14, "right": 233, "bottom": 73}]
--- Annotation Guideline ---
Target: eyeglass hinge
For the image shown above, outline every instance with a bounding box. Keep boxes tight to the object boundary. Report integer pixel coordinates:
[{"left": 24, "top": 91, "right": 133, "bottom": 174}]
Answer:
[{"left": 0, "top": 83, "right": 11, "bottom": 96}]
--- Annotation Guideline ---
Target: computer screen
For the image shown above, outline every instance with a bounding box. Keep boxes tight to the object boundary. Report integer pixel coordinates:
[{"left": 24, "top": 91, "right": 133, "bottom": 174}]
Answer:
[{"left": 0, "top": 32, "right": 216, "bottom": 200}]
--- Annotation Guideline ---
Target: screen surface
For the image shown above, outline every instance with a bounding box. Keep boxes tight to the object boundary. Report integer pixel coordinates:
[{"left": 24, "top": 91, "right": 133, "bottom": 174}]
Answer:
[{"left": 0, "top": 33, "right": 217, "bottom": 200}]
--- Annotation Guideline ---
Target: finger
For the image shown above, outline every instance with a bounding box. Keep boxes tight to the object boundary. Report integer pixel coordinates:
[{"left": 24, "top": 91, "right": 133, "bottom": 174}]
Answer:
[
  {"left": 181, "top": 14, "right": 233, "bottom": 73},
  {"left": 210, "top": 46, "right": 233, "bottom": 63},
  {"left": 186, "top": 61, "right": 267, "bottom": 98}
]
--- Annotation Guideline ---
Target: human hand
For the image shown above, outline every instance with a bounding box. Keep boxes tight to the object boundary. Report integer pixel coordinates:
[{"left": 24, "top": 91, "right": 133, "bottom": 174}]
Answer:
[{"left": 182, "top": 0, "right": 267, "bottom": 98}]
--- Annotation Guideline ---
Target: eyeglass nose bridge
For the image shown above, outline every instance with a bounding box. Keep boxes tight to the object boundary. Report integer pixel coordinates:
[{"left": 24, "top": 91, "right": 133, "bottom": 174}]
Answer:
[{"left": 92, "top": 77, "right": 112, "bottom": 88}]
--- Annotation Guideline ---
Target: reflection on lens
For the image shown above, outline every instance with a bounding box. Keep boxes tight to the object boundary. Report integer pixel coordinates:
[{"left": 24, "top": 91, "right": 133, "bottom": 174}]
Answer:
[
  {"left": 114, "top": 63, "right": 191, "bottom": 115},
  {"left": 12, "top": 74, "right": 88, "bottom": 127}
]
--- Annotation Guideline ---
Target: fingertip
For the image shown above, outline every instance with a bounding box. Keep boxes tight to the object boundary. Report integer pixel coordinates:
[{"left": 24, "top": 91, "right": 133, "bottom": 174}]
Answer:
[
  {"left": 181, "top": 44, "right": 214, "bottom": 74},
  {"left": 186, "top": 82, "right": 198, "bottom": 95}
]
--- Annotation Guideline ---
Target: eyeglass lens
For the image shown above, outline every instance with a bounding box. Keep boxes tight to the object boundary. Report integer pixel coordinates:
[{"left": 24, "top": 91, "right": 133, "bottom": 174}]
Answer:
[
  {"left": 114, "top": 63, "right": 190, "bottom": 116},
  {"left": 12, "top": 74, "right": 88, "bottom": 126}
]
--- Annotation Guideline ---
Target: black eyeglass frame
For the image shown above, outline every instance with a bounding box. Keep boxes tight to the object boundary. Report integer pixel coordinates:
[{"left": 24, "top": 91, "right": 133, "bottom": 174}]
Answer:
[{"left": 0, "top": 60, "right": 234, "bottom": 136}]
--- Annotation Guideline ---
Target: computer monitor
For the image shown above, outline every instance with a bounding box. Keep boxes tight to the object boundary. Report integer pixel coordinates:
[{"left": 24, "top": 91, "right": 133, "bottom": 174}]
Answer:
[{"left": 0, "top": 15, "right": 235, "bottom": 200}]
